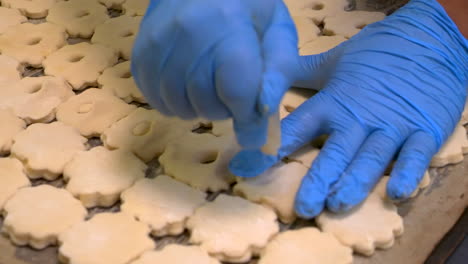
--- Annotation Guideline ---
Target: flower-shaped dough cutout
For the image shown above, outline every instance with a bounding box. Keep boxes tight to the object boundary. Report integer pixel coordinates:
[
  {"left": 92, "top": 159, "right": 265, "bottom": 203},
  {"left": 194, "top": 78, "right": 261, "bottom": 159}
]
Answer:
[
  {"left": 299, "top": 35, "right": 347, "bottom": 55},
  {"left": 46, "top": 0, "right": 109, "bottom": 38},
  {"left": 0, "top": 7, "right": 27, "bottom": 34},
  {"left": 1, "top": 0, "right": 61, "bottom": 18},
  {"left": 284, "top": 0, "right": 350, "bottom": 24},
  {"left": 97, "top": 61, "right": 145, "bottom": 103},
  {"left": 59, "top": 213, "right": 154, "bottom": 264},
  {"left": 122, "top": 0, "right": 149, "bottom": 16},
  {"left": 324, "top": 11, "right": 386, "bottom": 38},
  {"left": 131, "top": 245, "right": 220, "bottom": 264},
  {"left": 0, "top": 22, "right": 67, "bottom": 67},
  {"left": 56, "top": 88, "right": 136, "bottom": 137},
  {"left": 121, "top": 176, "right": 206, "bottom": 236},
  {"left": 292, "top": 16, "right": 320, "bottom": 49},
  {"left": 0, "top": 55, "right": 22, "bottom": 86},
  {"left": 259, "top": 228, "right": 353, "bottom": 264},
  {"left": 0, "top": 158, "right": 30, "bottom": 210},
  {"left": 43, "top": 43, "right": 118, "bottom": 90},
  {"left": 2, "top": 185, "right": 87, "bottom": 249},
  {"left": 430, "top": 123, "right": 468, "bottom": 167},
  {"left": 102, "top": 108, "right": 198, "bottom": 162},
  {"left": 234, "top": 162, "right": 309, "bottom": 224},
  {"left": 159, "top": 133, "right": 239, "bottom": 192},
  {"left": 0, "top": 76, "right": 74, "bottom": 124},
  {"left": 92, "top": 16, "right": 142, "bottom": 60},
  {"left": 11, "top": 122, "right": 87, "bottom": 180},
  {"left": 0, "top": 109, "right": 26, "bottom": 155},
  {"left": 187, "top": 194, "right": 279, "bottom": 263},
  {"left": 64, "top": 146, "right": 147, "bottom": 208}
]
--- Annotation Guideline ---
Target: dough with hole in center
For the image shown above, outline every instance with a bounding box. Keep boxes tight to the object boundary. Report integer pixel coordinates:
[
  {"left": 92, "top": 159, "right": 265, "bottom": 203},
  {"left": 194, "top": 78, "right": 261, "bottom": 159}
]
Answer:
[{"left": 97, "top": 61, "right": 145, "bottom": 103}]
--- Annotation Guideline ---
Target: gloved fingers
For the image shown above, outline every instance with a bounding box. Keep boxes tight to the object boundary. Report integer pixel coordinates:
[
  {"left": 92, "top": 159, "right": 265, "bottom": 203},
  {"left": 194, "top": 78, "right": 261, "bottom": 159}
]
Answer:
[
  {"left": 326, "top": 130, "right": 400, "bottom": 212},
  {"left": 387, "top": 130, "right": 437, "bottom": 201}
]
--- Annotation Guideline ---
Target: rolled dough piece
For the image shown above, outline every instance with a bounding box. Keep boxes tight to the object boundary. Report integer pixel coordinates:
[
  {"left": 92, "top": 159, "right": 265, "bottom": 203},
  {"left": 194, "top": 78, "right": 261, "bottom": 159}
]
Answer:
[
  {"left": 1, "top": 0, "right": 61, "bottom": 19},
  {"left": 2, "top": 185, "right": 87, "bottom": 249},
  {"left": 0, "top": 22, "right": 67, "bottom": 67},
  {"left": 56, "top": 88, "right": 136, "bottom": 137},
  {"left": 131, "top": 245, "right": 220, "bottom": 264},
  {"left": 43, "top": 43, "right": 118, "bottom": 90},
  {"left": 98, "top": 0, "right": 126, "bottom": 9},
  {"left": 63, "top": 146, "right": 147, "bottom": 208},
  {"left": 292, "top": 16, "right": 320, "bottom": 48},
  {"left": 234, "top": 162, "right": 309, "bottom": 224},
  {"left": 323, "top": 11, "right": 386, "bottom": 38},
  {"left": 0, "top": 109, "right": 26, "bottom": 155},
  {"left": 92, "top": 16, "right": 142, "bottom": 60},
  {"left": 259, "top": 228, "right": 353, "bottom": 264},
  {"left": 430, "top": 123, "right": 468, "bottom": 167},
  {"left": 121, "top": 176, "right": 206, "bottom": 236},
  {"left": 11, "top": 122, "right": 87, "bottom": 180},
  {"left": 0, "top": 7, "right": 27, "bottom": 34},
  {"left": 461, "top": 100, "right": 468, "bottom": 125},
  {"left": 299, "top": 35, "right": 347, "bottom": 55},
  {"left": 0, "top": 55, "right": 22, "bottom": 86},
  {"left": 46, "top": 0, "right": 109, "bottom": 38},
  {"left": 0, "top": 158, "right": 30, "bottom": 210},
  {"left": 159, "top": 133, "right": 238, "bottom": 192},
  {"left": 58, "top": 212, "right": 154, "bottom": 264},
  {"left": 122, "top": 0, "right": 150, "bottom": 16},
  {"left": 97, "top": 61, "right": 146, "bottom": 103},
  {"left": 284, "top": 0, "right": 350, "bottom": 24},
  {"left": 286, "top": 144, "right": 320, "bottom": 168},
  {"left": 187, "top": 194, "right": 279, "bottom": 263}
]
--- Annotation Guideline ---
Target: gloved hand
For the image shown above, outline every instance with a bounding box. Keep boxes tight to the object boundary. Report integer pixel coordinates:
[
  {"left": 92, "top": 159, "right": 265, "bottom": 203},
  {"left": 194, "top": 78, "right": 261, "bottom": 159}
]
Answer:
[
  {"left": 230, "top": 0, "right": 468, "bottom": 218},
  {"left": 131, "top": 0, "right": 301, "bottom": 149}
]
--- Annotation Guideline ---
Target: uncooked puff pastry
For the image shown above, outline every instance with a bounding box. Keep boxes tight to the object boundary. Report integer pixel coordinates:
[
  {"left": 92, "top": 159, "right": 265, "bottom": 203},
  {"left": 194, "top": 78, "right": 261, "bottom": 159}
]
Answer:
[
  {"left": 0, "top": 76, "right": 74, "bottom": 124},
  {"left": 0, "top": 109, "right": 26, "bottom": 155},
  {"left": 430, "top": 123, "right": 468, "bottom": 167},
  {"left": 324, "top": 11, "right": 386, "bottom": 38},
  {"left": 56, "top": 88, "right": 136, "bottom": 138},
  {"left": 58, "top": 212, "right": 154, "bottom": 264},
  {"left": 92, "top": 16, "right": 142, "bottom": 60},
  {"left": 43, "top": 43, "right": 118, "bottom": 90},
  {"left": 0, "top": 158, "right": 30, "bottom": 210},
  {"left": 292, "top": 16, "right": 320, "bottom": 48},
  {"left": 0, "top": 22, "right": 67, "bottom": 67},
  {"left": 97, "top": 61, "right": 146, "bottom": 103},
  {"left": 2, "top": 185, "right": 87, "bottom": 249},
  {"left": 159, "top": 133, "right": 238, "bottom": 192},
  {"left": 130, "top": 245, "right": 220, "bottom": 264},
  {"left": 0, "top": 55, "right": 22, "bottom": 86},
  {"left": 234, "top": 162, "right": 309, "bottom": 224},
  {"left": 1, "top": 0, "right": 61, "bottom": 19},
  {"left": 11, "top": 122, "right": 87, "bottom": 181},
  {"left": 123, "top": 0, "right": 150, "bottom": 16},
  {"left": 299, "top": 35, "right": 347, "bottom": 55},
  {"left": 284, "top": 0, "right": 350, "bottom": 24},
  {"left": 98, "top": 0, "right": 126, "bottom": 9},
  {"left": 121, "top": 176, "right": 206, "bottom": 236},
  {"left": 0, "top": 7, "right": 27, "bottom": 34},
  {"left": 46, "top": 0, "right": 109, "bottom": 38},
  {"left": 64, "top": 146, "right": 146, "bottom": 208},
  {"left": 187, "top": 194, "right": 279, "bottom": 263},
  {"left": 259, "top": 228, "right": 353, "bottom": 264}
]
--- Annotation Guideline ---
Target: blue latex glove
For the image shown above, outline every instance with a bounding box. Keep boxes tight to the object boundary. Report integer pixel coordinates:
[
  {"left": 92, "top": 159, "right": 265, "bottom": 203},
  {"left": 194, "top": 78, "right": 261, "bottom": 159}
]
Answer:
[
  {"left": 230, "top": 0, "right": 468, "bottom": 218},
  {"left": 131, "top": 0, "right": 301, "bottom": 149}
]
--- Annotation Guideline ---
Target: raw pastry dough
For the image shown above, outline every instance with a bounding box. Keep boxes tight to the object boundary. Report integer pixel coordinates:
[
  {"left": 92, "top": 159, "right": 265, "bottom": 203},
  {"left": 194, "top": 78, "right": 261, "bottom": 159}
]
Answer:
[
  {"left": 130, "top": 245, "right": 220, "bottom": 264},
  {"left": 287, "top": 144, "right": 320, "bottom": 168},
  {"left": 159, "top": 133, "right": 238, "bottom": 192},
  {"left": 430, "top": 123, "right": 468, "bottom": 167},
  {"left": 121, "top": 176, "right": 206, "bottom": 236},
  {"left": 1, "top": 0, "right": 60, "bottom": 18},
  {"left": 279, "top": 89, "right": 311, "bottom": 119},
  {"left": 122, "top": 0, "right": 150, "bottom": 16},
  {"left": 299, "top": 35, "right": 347, "bottom": 55},
  {"left": 11, "top": 122, "right": 87, "bottom": 180},
  {"left": 284, "top": 0, "right": 350, "bottom": 24},
  {"left": 323, "top": 11, "right": 386, "bottom": 38},
  {"left": 292, "top": 16, "right": 320, "bottom": 48},
  {"left": 234, "top": 162, "right": 309, "bottom": 224},
  {"left": 92, "top": 16, "right": 142, "bottom": 60},
  {"left": 43, "top": 43, "right": 118, "bottom": 90},
  {"left": 187, "top": 194, "right": 279, "bottom": 263},
  {"left": 2, "top": 185, "right": 86, "bottom": 249},
  {"left": 0, "top": 7, "right": 27, "bottom": 34},
  {"left": 98, "top": 0, "right": 126, "bottom": 9},
  {"left": 0, "top": 158, "right": 30, "bottom": 210},
  {"left": 0, "top": 109, "right": 26, "bottom": 155},
  {"left": 46, "top": 0, "right": 109, "bottom": 38},
  {"left": 64, "top": 146, "right": 146, "bottom": 208},
  {"left": 0, "top": 22, "right": 67, "bottom": 67},
  {"left": 374, "top": 173, "right": 431, "bottom": 200},
  {"left": 259, "top": 228, "right": 353, "bottom": 264},
  {"left": 461, "top": 100, "right": 468, "bottom": 125},
  {"left": 56, "top": 88, "right": 136, "bottom": 137},
  {"left": 97, "top": 61, "right": 145, "bottom": 103},
  {"left": 58, "top": 212, "right": 154, "bottom": 264},
  {"left": 0, "top": 55, "right": 22, "bottom": 86}
]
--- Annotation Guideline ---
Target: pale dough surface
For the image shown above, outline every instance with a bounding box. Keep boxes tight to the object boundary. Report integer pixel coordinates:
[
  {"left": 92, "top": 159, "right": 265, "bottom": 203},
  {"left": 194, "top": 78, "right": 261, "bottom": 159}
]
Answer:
[
  {"left": 461, "top": 100, "right": 468, "bottom": 125},
  {"left": 64, "top": 146, "right": 147, "bottom": 208},
  {"left": 259, "top": 228, "right": 353, "bottom": 264},
  {"left": 123, "top": 0, "right": 150, "bottom": 16},
  {"left": 324, "top": 11, "right": 386, "bottom": 38},
  {"left": 0, "top": 55, "right": 22, "bottom": 86},
  {"left": 292, "top": 16, "right": 320, "bottom": 48},
  {"left": 0, "top": 158, "right": 30, "bottom": 210},
  {"left": 0, "top": 7, "right": 27, "bottom": 34},
  {"left": 374, "top": 173, "right": 431, "bottom": 200},
  {"left": 121, "top": 176, "right": 206, "bottom": 236},
  {"left": 299, "top": 35, "right": 347, "bottom": 55},
  {"left": 234, "top": 162, "right": 309, "bottom": 224},
  {"left": 131, "top": 245, "right": 220, "bottom": 264},
  {"left": 97, "top": 61, "right": 146, "bottom": 103},
  {"left": 92, "top": 15, "right": 142, "bottom": 60},
  {"left": 11, "top": 122, "right": 87, "bottom": 180},
  {"left": 187, "top": 194, "right": 279, "bottom": 263},
  {"left": 1, "top": 0, "right": 61, "bottom": 18},
  {"left": 430, "top": 123, "right": 468, "bottom": 167},
  {"left": 284, "top": 0, "right": 350, "bottom": 24},
  {"left": 43, "top": 42, "right": 118, "bottom": 90},
  {"left": 2, "top": 185, "right": 86, "bottom": 249},
  {"left": 279, "top": 90, "right": 311, "bottom": 119},
  {"left": 56, "top": 88, "right": 135, "bottom": 137},
  {"left": 46, "top": 0, "right": 108, "bottom": 38},
  {"left": 287, "top": 144, "right": 320, "bottom": 168},
  {"left": 0, "top": 109, "right": 26, "bottom": 155},
  {"left": 98, "top": 0, "right": 126, "bottom": 9},
  {"left": 58, "top": 212, "right": 154, "bottom": 264}
]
